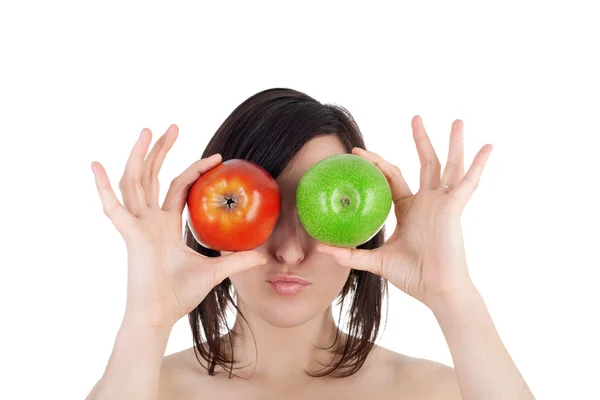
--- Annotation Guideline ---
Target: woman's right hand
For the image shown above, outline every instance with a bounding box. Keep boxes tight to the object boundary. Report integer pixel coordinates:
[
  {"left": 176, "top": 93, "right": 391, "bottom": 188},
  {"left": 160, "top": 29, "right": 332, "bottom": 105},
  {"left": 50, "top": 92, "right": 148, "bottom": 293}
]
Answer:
[{"left": 90, "top": 124, "right": 267, "bottom": 329}]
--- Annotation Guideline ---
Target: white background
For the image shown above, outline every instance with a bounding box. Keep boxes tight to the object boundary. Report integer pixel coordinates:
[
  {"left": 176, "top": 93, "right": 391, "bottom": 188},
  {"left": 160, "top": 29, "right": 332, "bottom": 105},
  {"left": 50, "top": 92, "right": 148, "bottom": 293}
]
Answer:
[{"left": 1, "top": 1, "right": 599, "bottom": 399}]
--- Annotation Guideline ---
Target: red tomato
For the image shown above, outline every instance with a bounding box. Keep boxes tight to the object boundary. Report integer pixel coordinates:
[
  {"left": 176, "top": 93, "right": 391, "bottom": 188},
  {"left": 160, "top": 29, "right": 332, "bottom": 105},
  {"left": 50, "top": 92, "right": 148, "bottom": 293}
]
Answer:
[{"left": 186, "top": 159, "right": 281, "bottom": 251}]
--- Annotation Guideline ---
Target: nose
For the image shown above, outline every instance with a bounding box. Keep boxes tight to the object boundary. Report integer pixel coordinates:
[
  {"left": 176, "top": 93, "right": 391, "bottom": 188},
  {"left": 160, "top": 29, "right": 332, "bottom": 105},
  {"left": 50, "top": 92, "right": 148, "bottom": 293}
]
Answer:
[{"left": 271, "top": 209, "right": 307, "bottom": 266}]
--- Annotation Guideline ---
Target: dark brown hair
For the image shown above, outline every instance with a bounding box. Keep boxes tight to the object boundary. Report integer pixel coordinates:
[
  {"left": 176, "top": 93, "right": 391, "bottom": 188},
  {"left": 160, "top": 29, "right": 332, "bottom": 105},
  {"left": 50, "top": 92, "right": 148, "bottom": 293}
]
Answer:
[{"left": 184, "top": 88, "right": 388, "bottom": 378}]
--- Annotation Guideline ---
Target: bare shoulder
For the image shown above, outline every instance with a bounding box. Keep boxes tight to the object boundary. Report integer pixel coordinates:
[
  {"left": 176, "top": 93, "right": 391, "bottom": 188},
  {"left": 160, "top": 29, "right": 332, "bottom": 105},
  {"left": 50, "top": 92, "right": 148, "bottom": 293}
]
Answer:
[
  {"left": 370, "top": 345, "right": 462, "bottom": 399},
  {"left": 159, "top": 347, "right": 212, "bottom": 399},
  {"left": 157, "top": 343, "right": 461, "bottom": 399}
]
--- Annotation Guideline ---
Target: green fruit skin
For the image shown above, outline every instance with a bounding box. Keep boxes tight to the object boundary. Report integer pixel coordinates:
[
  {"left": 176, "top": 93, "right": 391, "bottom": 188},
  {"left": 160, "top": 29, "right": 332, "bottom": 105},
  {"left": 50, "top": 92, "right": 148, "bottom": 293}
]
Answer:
[{"left": 296, "top": 153, "right": 392, "bottom": 247}]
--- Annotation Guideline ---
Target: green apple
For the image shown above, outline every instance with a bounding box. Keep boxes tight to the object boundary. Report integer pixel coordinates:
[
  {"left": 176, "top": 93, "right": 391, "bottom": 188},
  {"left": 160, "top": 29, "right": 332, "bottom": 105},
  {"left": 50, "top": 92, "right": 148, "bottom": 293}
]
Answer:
[{"left": 296, "top": 153, "right": 392, "bottom": 247}]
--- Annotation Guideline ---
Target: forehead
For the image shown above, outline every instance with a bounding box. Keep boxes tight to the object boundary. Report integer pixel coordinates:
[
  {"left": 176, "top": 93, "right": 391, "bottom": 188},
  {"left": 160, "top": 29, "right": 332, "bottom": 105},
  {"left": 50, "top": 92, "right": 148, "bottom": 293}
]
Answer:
[{"left": 277, "top": 134, "right": 347, "bottom": 192}]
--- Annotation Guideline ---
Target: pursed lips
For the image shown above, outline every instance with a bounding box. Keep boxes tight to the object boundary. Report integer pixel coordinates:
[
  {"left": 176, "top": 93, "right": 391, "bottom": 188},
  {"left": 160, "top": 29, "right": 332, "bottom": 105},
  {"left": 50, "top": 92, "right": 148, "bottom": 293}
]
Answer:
[{"left": 266, "top": 274, "right": 310, "bottom": 295}]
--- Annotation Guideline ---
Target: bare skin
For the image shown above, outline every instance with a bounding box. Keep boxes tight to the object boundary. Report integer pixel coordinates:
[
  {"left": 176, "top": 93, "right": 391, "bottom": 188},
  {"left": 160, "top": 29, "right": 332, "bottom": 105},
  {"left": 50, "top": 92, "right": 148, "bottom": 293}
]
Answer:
[
  {"left": 88, "top": 116, "right": 534, "bottom": 400},
  {"left": 158, "top": 333, "right": 461, "bottom": 400},
  {"left": 151, "top": 134, "right": 461, "bottom": 399}
]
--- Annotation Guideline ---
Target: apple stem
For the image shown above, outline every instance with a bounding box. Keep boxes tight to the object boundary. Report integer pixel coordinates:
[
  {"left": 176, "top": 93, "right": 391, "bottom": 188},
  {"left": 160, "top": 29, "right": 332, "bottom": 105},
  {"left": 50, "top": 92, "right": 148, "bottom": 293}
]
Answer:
[{"left": 341, "top": 196, "right": 350, "bottom": 207}]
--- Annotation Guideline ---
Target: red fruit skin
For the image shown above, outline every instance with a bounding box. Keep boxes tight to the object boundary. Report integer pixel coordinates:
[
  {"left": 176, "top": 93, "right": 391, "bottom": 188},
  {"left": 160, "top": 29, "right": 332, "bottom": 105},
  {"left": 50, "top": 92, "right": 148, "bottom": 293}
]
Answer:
[{"left": 186, "top": 159, "right": 281, "bottom": 251}]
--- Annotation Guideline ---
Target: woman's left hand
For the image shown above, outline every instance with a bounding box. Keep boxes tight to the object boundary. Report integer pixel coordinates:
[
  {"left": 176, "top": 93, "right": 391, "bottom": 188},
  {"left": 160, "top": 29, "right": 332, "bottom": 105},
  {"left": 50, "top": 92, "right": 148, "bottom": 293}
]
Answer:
[{"left": 316, "top": 115, "right": 493, "bottom": 308}]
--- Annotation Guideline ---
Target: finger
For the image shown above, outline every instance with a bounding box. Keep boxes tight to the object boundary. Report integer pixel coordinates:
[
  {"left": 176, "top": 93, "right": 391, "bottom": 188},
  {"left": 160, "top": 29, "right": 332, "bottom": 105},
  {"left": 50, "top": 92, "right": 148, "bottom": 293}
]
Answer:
[
  {"left": 119, "top": 128, "right": 153, "bottom": 216},
  {"left": 142, "top": 124, "right": 179, "bottom": 207},
  {"left": 208, "top": 250, "right": 267, "bottom": 285},
  {"left": 316, "top": 243, "right": 383, "bottom": 275},
  {"left": 441, "top": 119, "right": 465, "bottom": 188},
  {"left": 351, "top": 147, "right": 412, "bottom": 221},
  {"left": 162, "top": 153, "right": 222, "bottom": 214},
  {"left": 448, "top": 144, "right": 493, "bottom": 211},
  {"left": 412, "top": 115, "right": 442, "bottom": 190},
  {"left": 91, "top": 161, "right": 136, "bottom": 239},
  {"left": 351, "top": 147, "right": 413, "bottom": 205}
]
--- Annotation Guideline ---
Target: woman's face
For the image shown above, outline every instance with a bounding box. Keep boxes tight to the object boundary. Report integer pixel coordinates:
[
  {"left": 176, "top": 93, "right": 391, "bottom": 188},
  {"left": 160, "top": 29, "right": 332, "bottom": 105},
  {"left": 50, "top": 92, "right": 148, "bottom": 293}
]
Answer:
[{"left": 220, "top": 135, "right": 352, "bottom": 328}]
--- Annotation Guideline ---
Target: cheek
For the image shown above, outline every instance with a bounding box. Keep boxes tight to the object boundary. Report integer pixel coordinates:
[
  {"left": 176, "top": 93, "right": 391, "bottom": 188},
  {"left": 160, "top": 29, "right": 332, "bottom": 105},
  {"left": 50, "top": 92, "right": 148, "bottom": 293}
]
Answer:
[
  {"left": 323, "top": 267, "right": 352, "bottom": 298},
  {"left": 228, "top": 267, "right": 261, "bottom": 295}
]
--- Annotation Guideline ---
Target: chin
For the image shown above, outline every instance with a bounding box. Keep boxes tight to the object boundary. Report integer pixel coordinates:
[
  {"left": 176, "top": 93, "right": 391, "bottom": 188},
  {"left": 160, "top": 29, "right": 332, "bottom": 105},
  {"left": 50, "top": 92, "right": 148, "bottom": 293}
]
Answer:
[{"left": 259, "top": 298, "right": 320, "bottom": 328}]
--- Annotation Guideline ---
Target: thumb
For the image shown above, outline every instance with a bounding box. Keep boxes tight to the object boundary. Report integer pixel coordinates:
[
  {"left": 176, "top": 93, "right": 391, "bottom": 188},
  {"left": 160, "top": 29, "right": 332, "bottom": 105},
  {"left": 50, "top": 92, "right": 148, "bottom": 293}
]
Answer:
[
  {"left": 209, "top": 250, "right": 267, "bottom": 284},
  {"left": 316, "top": 244, "right": 383, "bottom": 275}
]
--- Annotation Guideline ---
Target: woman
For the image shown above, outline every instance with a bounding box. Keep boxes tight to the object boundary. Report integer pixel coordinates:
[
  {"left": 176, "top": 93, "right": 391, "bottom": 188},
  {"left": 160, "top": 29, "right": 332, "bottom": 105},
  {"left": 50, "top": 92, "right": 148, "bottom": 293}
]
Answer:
[{"left": 86, "top": 88, "right": 535, "bottom": 399}]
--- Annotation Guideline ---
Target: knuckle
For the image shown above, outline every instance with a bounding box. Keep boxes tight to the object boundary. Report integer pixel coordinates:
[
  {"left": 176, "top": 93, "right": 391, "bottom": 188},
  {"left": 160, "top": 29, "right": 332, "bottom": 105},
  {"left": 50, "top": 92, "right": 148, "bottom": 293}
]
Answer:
[
  {"left": 149, "top": 169, "right": 159, "bottom": 184},
  {"left": 209, "top": 266, "right": 221, "bottom": 286},
  {"left": 102, "top": 204, "right": 115, "bottom": 218},
  {"left": 422, "top": 156, "right": 435, "bottom": 166},
  {"left": 146, "top": 164, "right": 155, "bottom": 177},
  {"left": 168, "top": 177, "right": 180, "bottom": 190},
  {"left": 377, "top": 255, "right": 384, "bottom": 275},
  {"left": 118, "top": 178, "right": 131, "bottom": 190},
  {"left": 348, "top": 248, "right": 357, "bottom": 260},
  {"left": 448, "top": 192, "right": 461, "bottom": 204},
  {"left": 141, "top": 171, "right": 152, "bottom": 186}
]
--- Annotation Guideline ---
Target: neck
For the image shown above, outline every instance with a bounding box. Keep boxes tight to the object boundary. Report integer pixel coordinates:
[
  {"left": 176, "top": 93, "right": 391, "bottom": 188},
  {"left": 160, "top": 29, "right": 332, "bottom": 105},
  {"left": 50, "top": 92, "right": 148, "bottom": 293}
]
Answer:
[{"left": 222, "top": 299, "right": 344, "bottom": 380}]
